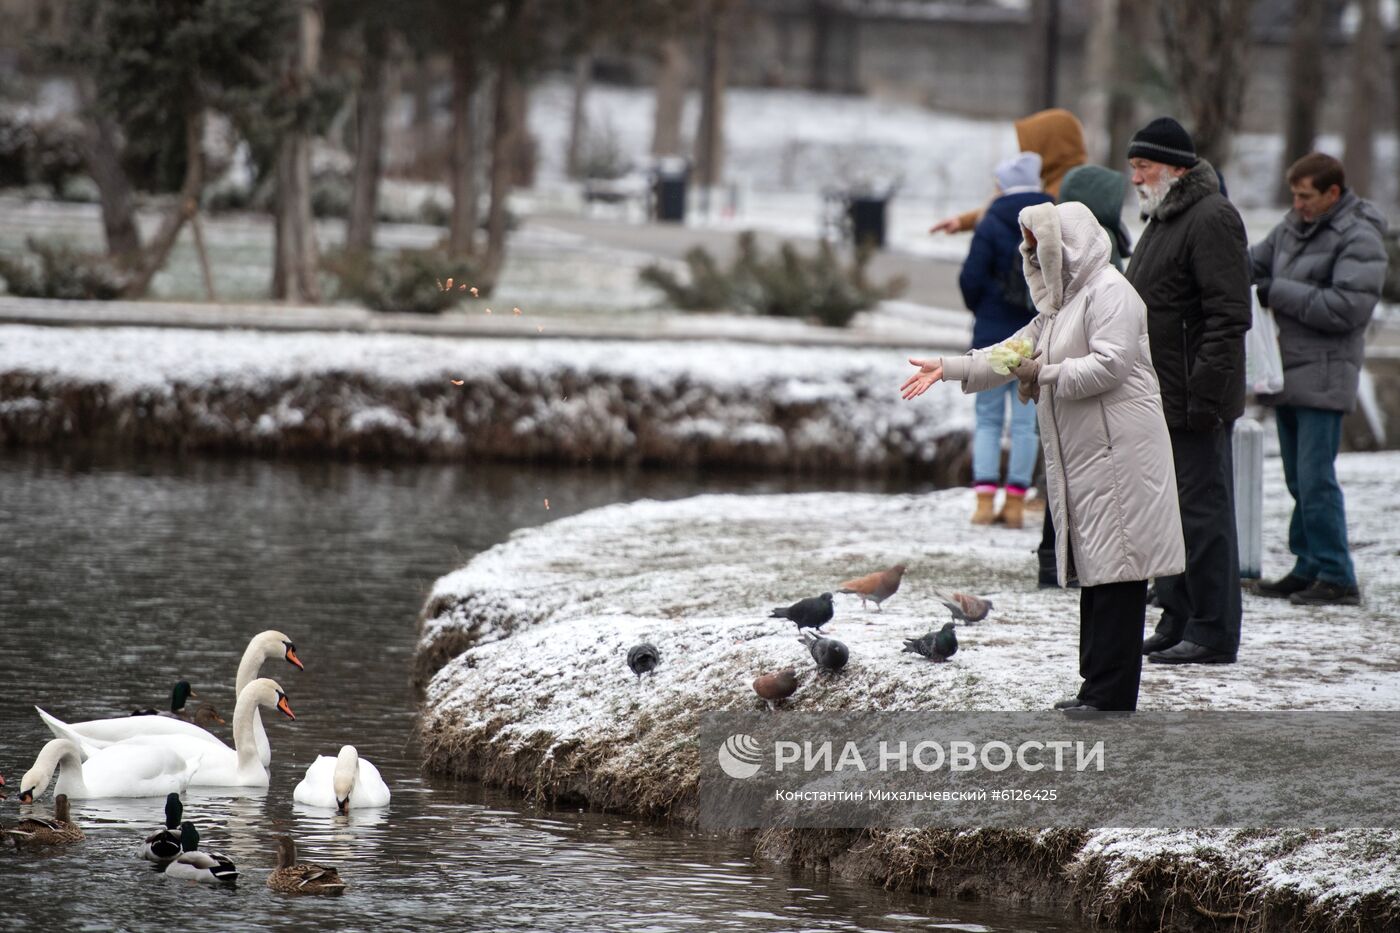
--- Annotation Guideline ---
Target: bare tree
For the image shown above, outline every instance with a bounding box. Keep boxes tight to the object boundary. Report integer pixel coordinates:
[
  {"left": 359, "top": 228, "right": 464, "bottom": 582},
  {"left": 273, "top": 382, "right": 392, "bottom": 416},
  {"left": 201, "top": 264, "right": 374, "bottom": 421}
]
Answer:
[
  {"left": 1158, "top": 0, "right": 1254, "bottom": 170},
  {"left": 693, "top": 0, "right": 734, "bottom": 191},
  {"left": 448, "top": 46, "right": 481, "bottom": 258},
  {"left": 1343, "top": 0, "right": 1383, "bottom": 196},
  {"left": 124, "top": 101, "right": 206, "bottom": 298},
  {"left": 75, "top": 76, "right": 142, "bottom": 268},
  {"left": 565, "top": 45, "right": 594, "bottom": 178},
  {"left": 1024, "top": 0, "right": 1061, "bottom": 113},
  {"left": 1107, "top": 0, "right": 1149, "bottom": 168},
  {"left": 651, "top": 37, "right": 688, "bottom": 158},
  {"left": 272, "top": 0, "right": 324, "bottom": 304},
  {"left": 480, "top": 0, "right": 528, "bottom": 292},
  {"left": 1279, "top": 0, "right": 1328, "bottom": 202},
  {"left": 345, "top": 21, "right": 394, "bottom": 254},
  {"left": 1079, "top": 0, "right": 1117, "bottom": 164}
]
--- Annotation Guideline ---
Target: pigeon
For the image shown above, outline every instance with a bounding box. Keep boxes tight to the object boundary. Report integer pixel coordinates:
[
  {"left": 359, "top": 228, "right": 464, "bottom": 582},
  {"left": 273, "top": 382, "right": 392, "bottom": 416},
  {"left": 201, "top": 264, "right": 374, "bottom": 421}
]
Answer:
[
  {"left": 752, "top": 668, "right": 800, "bottom": 711},
  {"left": 801, "top": 631, "right": 849, "bottom": 673},
  {"left": 769, "top": 593, "right": 834, "bottom": 632},
  {"left": 932, "top": 588, "right": 992, "bottom": 623},
  {"left": 903, "top": 622, "right": 958, "bottom": 662},
  {"left": 626, "top": 643, "right": 661, "bottom": 682},
  {"left": 837, "top": 563, "right": 906, "bottom": 611}
]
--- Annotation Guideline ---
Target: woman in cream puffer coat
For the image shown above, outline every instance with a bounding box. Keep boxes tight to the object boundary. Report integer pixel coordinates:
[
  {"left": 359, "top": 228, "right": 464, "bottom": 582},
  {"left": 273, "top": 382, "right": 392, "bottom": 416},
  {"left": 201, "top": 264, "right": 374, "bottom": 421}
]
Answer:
[{"left": 902, "top": 201, "right": 1184, "bottom": 711}]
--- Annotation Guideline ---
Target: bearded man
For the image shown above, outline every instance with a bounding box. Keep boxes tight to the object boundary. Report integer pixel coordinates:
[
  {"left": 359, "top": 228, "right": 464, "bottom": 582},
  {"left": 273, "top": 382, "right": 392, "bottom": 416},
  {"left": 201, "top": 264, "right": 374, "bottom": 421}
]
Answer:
[{"left": 1122, "top": 117, "right": 1252, "bottom": 666}]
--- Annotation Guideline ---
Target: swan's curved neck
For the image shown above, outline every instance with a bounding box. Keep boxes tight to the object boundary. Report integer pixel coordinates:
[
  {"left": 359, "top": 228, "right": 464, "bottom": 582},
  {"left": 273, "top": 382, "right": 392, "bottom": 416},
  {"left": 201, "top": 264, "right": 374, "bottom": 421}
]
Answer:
[
  {"left": 230, "top": 689, "right": 266, "bottom": 770},
  {"left": 42, "top": 741, "right": 88, "bottom": 798},
  {"left": 235, "top": 637, "right": 273, "bottom": 694}
]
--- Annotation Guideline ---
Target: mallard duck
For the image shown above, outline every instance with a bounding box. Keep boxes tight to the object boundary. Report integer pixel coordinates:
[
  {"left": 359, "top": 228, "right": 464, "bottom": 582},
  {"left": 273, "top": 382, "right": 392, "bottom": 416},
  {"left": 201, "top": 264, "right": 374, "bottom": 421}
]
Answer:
[
  {"left": 140, "top": 793, "right": 184, "bottom": 863},
  {"left": 293, "top": 745, "right": 390, "bottom": 812},
  {"left": 163, "top": 822, "right": 237, "bottom": 883},
  {"left": 131, "top": 680, "right": 198, "bottom": 719},
  {"left": 5, "top": 793, "right": 84, "bottom": 846},
  {"left": 36, "top": 630, "right": 302, "bottom": 768},
  {"left": 267, "top": 835, "right": 347, "bottom": 895}
]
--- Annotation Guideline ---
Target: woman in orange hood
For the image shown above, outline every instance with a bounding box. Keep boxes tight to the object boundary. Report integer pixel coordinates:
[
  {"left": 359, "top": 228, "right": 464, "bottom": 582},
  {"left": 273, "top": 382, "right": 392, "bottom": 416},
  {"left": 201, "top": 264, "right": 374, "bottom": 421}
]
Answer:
[{"left": 930, "top": 109, "right": 1088, "bottom": 234}]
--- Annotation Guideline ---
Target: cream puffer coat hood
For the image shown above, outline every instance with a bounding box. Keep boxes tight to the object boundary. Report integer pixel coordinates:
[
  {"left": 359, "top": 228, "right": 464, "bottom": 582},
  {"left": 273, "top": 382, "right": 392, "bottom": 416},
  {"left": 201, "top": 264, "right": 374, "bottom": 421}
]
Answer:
[{"left": 941, "top": 202, "right": 1185, "bottom": 587}]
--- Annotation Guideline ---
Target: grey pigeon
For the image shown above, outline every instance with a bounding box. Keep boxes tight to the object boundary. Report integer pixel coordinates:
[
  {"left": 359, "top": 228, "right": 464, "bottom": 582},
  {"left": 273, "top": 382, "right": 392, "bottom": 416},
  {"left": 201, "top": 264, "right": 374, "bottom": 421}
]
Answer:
[
  {"left": 903, "top": 622, "right": 958, "bottom": 662},
  {"left": 801, "top": 631, "right": 849, "bottom": 673},
  {"left": 627, "top": 643, "right": 661, "bottom": 682},
  {"left": 932, "top": 588, "right": 992, "bottom": 623},
  {"left": 837, "top": 563, "right": 906, "bottom": 611},
  {"left": 769, "top": 593, "right": 834, "bottom": 632},
  {"left": 753, "top": 668, "right": 800, "bottom": 711}
]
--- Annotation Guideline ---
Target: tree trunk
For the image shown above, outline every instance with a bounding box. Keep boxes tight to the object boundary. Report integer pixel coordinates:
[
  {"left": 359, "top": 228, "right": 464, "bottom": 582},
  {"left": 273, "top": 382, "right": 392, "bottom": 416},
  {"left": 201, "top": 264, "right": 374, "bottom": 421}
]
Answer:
[
  {"left": 1279, "top": 0, "right": 1328, "bottom": 203},
  {"left": 122, "top": 102, "right": 205, "bottom": 298},
  {"left": 1343, "top": 0, "right": 1383, "bottom": 197},
  {"left": 448, "top": 47, "right": 480, "bottom": 259},
  {"left": 481, "top": 0, "right": 526, "bottom": 293},
  {"left": 1158, "top": 0, "right": 1254, "bottom": 170},
  {"left": 1024, "top": 0, "right": 1059, "bottom": 113},
  {"left": 76, "top": 77, "right": 142, "bottom": 268},
  {"left": 410, "top": 54, "right": 435, "bottom": 175},
  {"left": 272, "top": 0, "right": 324, "bottom": 304},
  {"left": 651, "top": 37, "right": 687, "bottom": 158},
  {"left": 507, "top": 65, "right": 534, "bottom": 189},
  {"left": 1107, "top": 0, "right": 1147, "bottom": 169},
  {"left": 694, "top": 0, "right": 732, "bottom": 191},
  {"left": 346, "top": 22, "right": 392, "bottom": 255},
  {"left": 1078, "top": 0, "right": 1117, "bottom": 164},
  {"left": 565, "top": 47, "right": 593, "bottom": 179}
]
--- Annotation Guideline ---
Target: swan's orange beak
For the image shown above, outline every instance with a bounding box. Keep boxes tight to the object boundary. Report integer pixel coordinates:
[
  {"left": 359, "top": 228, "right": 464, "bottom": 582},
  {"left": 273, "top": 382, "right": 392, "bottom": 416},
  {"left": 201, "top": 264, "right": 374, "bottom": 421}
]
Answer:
[
  {"left": 19, "top": 789, "right": 33, "bottom": 803},
  {"left": 337, "top": 797, "right": 349, "bottom": 814},
  {"left": 277, "top": 695, "right": 296, "bottom": 720},
  {"left": 285, "top": 647, "right": 304, "bottom": 670}
]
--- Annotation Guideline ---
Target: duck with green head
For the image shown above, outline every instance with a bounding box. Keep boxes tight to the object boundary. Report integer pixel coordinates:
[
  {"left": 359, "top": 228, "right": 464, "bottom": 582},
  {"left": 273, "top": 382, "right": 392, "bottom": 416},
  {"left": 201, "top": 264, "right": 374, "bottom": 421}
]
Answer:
[
  {"left": 140, "top": 793, "right": 184, "bottom": 863},
  {"left": 163, "top": 822, "right": 237, "bottom": 883}
]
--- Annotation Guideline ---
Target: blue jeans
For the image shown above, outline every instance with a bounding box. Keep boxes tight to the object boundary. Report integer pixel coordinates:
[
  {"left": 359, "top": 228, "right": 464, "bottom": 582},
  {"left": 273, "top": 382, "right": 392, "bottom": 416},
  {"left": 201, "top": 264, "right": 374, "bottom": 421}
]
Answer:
[
  {"left": 1275, "top": 405, "right": 1356, "bottom": 586},
  {"left": 973, "top": 382, "right": 1038, "bottom": 488}
]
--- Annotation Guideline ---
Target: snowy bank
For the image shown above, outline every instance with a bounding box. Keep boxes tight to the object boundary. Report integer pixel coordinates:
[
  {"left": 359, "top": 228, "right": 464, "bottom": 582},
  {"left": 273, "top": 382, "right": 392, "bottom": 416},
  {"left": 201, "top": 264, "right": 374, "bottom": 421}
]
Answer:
[
  {"left": 415, "top": 452, "right": 1400, "bottom": 931},
  {"left": 0, "top": 324, "right": 971, "bottom": 474}
]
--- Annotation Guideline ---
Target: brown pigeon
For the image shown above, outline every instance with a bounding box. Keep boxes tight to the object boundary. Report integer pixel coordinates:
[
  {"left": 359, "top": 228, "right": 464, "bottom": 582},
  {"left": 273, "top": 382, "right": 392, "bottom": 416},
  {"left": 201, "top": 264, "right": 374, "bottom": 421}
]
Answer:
[
  {"left": 836, "top": 563, "right": 906, "bottom": 612},
  {"left": 752, "top": 668, "right": 800, "bottom": 711},
  {"left": 932, "top": 588, "right": 992, "bottom": 623}
]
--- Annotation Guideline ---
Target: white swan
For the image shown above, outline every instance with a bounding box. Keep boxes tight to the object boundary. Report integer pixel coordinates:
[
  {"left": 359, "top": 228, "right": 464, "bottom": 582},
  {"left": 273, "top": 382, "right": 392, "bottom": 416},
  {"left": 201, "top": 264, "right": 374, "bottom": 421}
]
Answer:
[
  {"left": 16, "top": 739, "right": 197, "bottom": 801},
  {"left": 292, "top": 746, "right": 390, "bottom": 812},
  {"left": 104, "top": 679, "right": 296, "bottom": 788},
  {"left": 35, "top": 630, "right": 302, "bottom": 767}
]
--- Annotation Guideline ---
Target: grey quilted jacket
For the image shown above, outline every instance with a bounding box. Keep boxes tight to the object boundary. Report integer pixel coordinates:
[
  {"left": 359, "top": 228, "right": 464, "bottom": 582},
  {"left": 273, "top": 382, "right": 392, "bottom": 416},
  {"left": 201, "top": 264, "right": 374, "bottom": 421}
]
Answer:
[{"left": 1250, "top": 189, "right": 1388, "bottom": 412}]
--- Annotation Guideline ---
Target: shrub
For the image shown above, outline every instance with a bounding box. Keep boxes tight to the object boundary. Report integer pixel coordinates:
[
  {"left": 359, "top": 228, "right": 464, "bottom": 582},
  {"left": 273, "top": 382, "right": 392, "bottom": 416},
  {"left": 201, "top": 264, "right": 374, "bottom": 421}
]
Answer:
[
  {"left": 639, "top": 231, "right": 906, "bottom": 327},
  {"left": 324, "top": 248, "right": 476, "bottom": 314},
  {"left": 0, "top": 237, "right": 129, "bottom": 300},
  {"left": 0, "top": 113, "right": 87, "bottom": 194}
]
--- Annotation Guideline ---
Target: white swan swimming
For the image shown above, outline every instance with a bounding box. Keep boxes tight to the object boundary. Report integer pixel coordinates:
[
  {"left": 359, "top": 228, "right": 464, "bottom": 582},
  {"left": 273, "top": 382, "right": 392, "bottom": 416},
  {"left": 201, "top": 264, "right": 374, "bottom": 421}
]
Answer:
[
  {"left": 35, "top": 630, "right": 302, "bottom": 767},
  {"left": 16, "top": 738, "right": 197, "bottom": 801},
  {"left": 292, "top": 745, "right": 390, "bottom": 812},
  {"left": 43, "top": 679, "right": 295, "bottom": 788}
]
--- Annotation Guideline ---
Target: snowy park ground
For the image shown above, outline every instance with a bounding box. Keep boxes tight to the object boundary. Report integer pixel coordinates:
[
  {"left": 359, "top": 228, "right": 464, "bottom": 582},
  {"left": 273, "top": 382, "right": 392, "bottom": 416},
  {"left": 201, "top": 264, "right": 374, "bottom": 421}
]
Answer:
[{"left": 414, "top": 451, "right": 1400, "bottom": 930}]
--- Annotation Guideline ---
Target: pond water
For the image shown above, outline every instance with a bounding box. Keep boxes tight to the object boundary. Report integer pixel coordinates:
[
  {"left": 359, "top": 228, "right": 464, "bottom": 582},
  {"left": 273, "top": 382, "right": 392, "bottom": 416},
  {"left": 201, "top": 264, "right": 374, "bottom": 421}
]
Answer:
[{"left": 0, "top": 449, "right": 1088, "bottom": 931}]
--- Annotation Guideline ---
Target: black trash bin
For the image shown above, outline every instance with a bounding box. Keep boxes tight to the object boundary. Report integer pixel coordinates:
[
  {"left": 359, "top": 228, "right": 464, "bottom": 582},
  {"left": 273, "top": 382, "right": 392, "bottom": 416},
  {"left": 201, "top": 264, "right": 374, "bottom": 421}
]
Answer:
[
  {"left": 652, "top": 158, "right": 688, "bottom": 223},
  {"left": 848, "top": 195, "right": 887, "bottom": 249}
]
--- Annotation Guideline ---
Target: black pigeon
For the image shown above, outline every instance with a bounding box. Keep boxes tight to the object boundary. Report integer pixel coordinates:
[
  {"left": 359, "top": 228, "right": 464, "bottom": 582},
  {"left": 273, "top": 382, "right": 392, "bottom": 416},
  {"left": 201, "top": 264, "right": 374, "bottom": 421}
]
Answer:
[
  {"left": 626, "top": 643, "right": 661, "bottom": 682},
  {"left": 769, "top": 593, "right": 834, "bottom": 632},
  {"left": 801, "top": 631, "right": 849, "bottom": 673},
  {"left": 902, "top": 622, "right": 958, "bottom": 662}
]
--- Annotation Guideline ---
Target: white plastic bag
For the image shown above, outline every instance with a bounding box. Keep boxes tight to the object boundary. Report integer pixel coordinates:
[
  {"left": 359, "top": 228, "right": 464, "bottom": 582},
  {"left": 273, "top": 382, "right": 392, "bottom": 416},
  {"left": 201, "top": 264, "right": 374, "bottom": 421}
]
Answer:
[{"left": 1245, "top": 293, "right": 1285, "bottom": 395}]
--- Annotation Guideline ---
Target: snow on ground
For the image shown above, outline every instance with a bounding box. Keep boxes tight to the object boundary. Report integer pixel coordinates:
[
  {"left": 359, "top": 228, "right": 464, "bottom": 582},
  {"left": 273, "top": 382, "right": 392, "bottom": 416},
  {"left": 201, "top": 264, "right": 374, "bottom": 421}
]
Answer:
[
  {"left": 416, "top": 451, "right": 1400, "bottom": 923},
  {"left": 0, "top": 324, "right": 973, "bottom": 469}
]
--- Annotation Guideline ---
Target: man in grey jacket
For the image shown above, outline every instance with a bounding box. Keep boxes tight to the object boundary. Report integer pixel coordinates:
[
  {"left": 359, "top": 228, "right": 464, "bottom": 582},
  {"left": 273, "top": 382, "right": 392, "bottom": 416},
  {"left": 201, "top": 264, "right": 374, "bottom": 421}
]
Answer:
[{"left": 1251, "top": 152, "right": 1387, "bottom": 606}]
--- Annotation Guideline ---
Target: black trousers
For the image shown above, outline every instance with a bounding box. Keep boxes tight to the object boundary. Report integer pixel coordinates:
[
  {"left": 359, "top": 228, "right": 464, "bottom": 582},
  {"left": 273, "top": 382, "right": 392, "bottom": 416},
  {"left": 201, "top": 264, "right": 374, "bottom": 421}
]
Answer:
[
  {"left": 1152, "top": 425, "right": 1242, "bottom": 655},
  {"left": 1079, "top": 579, "right": 1148, "bottom": 711}
]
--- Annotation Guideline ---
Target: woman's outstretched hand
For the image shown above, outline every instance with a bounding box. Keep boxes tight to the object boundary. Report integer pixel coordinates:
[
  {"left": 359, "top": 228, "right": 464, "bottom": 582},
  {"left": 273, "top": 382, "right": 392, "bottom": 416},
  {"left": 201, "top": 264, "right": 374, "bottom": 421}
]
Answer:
[{"left": 901, "top": 358, "right": 944, "bottom": 400}]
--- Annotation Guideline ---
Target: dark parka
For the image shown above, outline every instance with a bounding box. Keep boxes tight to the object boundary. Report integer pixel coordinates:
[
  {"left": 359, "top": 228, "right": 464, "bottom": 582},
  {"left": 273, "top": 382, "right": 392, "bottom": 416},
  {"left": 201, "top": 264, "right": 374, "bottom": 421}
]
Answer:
[
  {"left": 1124, "top": 159, "right": 1252, "bottom": 428},
  {"left": 1250, "top": 189, "right": 1388, "bottom": 412},
  {"left": 959, "top": 189, "right": 1056, "bottom": 348}
]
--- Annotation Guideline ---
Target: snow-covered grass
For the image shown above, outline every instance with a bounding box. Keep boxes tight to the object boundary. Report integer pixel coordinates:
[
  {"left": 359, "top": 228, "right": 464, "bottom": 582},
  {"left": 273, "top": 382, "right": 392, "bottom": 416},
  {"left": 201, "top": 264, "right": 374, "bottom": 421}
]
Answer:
[
  {"left": 0, "top": 324, "right": 972, "bottom": 470},
  {"left": 415, "top": 451, "right": 1400, "bottom": 930}
]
